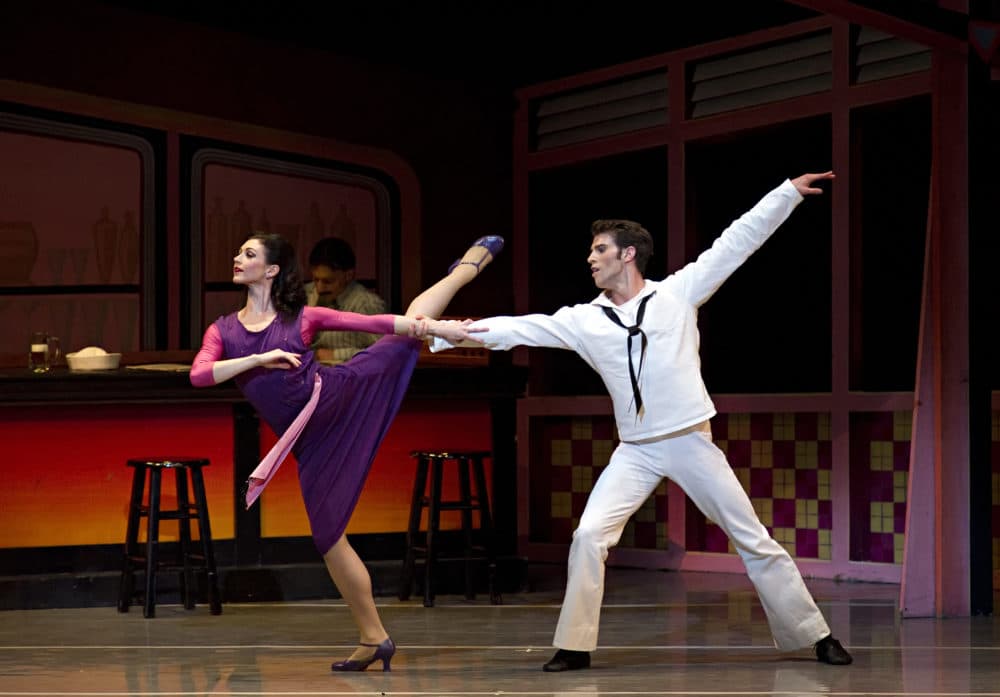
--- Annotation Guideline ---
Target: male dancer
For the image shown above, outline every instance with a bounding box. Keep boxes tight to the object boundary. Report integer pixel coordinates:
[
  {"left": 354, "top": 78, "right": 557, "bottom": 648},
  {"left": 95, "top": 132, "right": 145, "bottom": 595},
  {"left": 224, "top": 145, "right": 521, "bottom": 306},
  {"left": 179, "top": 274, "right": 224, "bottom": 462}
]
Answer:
[{"left": 431, "top": 172, "right": 853, "bottom": 669}]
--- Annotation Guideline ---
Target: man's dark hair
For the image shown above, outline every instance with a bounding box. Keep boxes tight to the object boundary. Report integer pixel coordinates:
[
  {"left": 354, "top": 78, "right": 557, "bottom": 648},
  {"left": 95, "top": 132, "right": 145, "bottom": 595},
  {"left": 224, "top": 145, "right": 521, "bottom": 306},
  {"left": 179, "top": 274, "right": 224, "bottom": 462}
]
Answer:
[
  {"left": 308, "top": 237, "right": 356, "bottom": 271},
  {"left": 590, "top": 219, "right": 653, "bottom": 274}
]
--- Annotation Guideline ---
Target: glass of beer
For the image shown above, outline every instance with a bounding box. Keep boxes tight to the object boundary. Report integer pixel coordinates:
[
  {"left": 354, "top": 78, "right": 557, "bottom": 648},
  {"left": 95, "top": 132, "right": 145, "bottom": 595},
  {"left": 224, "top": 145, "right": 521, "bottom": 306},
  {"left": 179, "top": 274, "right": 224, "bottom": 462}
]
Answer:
[{"left": 29, "top": 331, "right": 50, "bottom": 373}]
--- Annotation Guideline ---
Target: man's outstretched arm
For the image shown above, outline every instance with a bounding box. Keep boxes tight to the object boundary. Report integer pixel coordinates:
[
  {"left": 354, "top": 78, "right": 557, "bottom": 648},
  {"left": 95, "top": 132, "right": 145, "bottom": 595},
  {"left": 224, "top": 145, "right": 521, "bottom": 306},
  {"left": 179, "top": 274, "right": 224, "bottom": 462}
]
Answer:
[
  {"left": 667, "top": 171, "right": 834, "bottom": 307},
  {"left": 429, "top": 308, "right": 584, "bottom": 353}
]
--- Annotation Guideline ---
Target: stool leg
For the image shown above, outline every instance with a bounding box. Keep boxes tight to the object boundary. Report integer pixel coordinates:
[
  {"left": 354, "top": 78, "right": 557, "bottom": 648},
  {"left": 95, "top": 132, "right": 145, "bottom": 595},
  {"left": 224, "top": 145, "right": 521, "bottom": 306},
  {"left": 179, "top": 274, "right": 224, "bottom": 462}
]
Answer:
[
  {"left": 472, "top": 455, "right": 501, "bottom": 605},
  {"left": 189, "top": 466, "right": 222, "bottom": 615},
  {"left": 399, "top": 456, "right": 428, "bottom": 601},
  {"left": 118, "top": 465, "right": 146, "bottom": 613},
  {"left": 175, "top": 468, "right": 195, "bottom": 610},
  {"left": 144, "top": 468, "right": 162, "bottom": 618},
  {"left": 457, "top": 457, "right": 475, "bottom": 600},
  {"left": 424, "top": 458, "right": 443, "bottom": 607}
]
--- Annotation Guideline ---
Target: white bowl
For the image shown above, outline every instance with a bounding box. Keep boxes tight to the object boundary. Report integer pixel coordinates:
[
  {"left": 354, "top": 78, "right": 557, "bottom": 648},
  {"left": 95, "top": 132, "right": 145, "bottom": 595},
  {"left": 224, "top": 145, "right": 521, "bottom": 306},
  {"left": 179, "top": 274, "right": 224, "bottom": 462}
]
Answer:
[{"left": 66, "top": 352, "right": 122, "bottom": 371}]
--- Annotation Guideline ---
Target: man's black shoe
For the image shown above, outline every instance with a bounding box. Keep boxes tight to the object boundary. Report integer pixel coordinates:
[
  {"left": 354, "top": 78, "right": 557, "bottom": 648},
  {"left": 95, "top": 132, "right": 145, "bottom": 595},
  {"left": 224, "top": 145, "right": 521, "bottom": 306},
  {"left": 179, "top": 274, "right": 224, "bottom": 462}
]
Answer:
[
  {"left": 542, "top": 649, "right": 591, "bottom": 672},
  {"left": 815, "top": 635, "right": 853, "bottom": 665}
]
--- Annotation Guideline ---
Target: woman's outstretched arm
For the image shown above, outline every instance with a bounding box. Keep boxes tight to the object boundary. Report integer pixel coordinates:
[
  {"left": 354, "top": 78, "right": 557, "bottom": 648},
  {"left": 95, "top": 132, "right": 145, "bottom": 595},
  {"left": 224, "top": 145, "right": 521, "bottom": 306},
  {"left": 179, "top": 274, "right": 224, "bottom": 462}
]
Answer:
[{"left": 302, "top": 306, "right": 483, "bottom": 346}]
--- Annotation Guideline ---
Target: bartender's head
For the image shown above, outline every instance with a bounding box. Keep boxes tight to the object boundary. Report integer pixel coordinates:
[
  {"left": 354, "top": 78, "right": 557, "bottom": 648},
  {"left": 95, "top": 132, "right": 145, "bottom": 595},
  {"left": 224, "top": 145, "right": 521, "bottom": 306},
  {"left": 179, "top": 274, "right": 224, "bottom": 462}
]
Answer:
[
  {"left": 234, "top": 233, "right": 306, "bottom": 316},
  {"left": 307, "top": 237, "right": 357, "bottom": 306}
]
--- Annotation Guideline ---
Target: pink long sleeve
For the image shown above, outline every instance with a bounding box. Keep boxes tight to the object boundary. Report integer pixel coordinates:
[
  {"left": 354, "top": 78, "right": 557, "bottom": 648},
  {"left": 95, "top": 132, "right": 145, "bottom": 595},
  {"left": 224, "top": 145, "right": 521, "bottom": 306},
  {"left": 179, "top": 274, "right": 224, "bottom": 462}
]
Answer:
[
  {"left": 189, "top": 308, "right": 396, "bottom": 387},
  {"left": 190, "top": 324, "right": 224, "bottom": 387},
  {"left": 300, "top": 306, "right": 396, "bottom": 344}
]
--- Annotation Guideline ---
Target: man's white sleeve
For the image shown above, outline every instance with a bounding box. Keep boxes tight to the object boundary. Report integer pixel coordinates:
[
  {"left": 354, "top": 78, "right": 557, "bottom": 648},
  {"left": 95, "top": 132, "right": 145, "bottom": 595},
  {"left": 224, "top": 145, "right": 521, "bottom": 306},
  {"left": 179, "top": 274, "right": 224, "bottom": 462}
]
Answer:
[
  {"left": 667, "top": 179, "right": 804, "bottom": 307},
  {"left": 430, "top": 308, "right": 581, "bottom": 353}
]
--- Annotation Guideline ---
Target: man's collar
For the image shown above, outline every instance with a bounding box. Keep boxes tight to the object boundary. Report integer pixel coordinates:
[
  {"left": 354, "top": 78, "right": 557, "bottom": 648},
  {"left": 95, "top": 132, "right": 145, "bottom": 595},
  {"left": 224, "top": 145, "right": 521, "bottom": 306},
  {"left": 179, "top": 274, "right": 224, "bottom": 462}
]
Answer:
[{"left": 591, "top": 279, "right": 656, "bottom": 308}]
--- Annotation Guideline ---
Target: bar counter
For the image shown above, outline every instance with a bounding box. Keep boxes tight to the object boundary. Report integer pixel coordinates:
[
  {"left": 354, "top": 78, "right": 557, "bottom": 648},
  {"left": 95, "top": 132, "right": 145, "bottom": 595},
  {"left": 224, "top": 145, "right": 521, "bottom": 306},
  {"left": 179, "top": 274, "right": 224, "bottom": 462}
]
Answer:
[
  {"left": 0, "top": 359, "right": 527, "bottom": 608},
  {"left": 0, "top": 360, "right": 525, "bottom": 404}
]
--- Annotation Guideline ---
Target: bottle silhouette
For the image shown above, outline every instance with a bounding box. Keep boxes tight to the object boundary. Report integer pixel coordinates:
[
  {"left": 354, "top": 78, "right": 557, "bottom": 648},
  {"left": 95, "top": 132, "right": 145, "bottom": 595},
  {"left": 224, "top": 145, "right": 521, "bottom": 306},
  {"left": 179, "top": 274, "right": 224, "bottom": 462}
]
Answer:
[
  {"left": 1, "top": 221, "right": 38, "bottom": 285},
  {"left": 330, "top": 203, "right": 357, "bottom": 250},
  {"left": 257, "top": 207, "right": 271, "bottom": 234},
  {"left": 230, "top": 200, "right": 252, "bottom": 275},
  {"left": 206, "top": 197, "right": 228, "bottom": 282},
  {"left": 118, "top": 210, "right": 139, "bottom": 283},
  {"left": 93, "top": 206, "right": 118, "bottom": 284},
  {"left": 304, "top": 200, "right": 325, "bottom": 253}
]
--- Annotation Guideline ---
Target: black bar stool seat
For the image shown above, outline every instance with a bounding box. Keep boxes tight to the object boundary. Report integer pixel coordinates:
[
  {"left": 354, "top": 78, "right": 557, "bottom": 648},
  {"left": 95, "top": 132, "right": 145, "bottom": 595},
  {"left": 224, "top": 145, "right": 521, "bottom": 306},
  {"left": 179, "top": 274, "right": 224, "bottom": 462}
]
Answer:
[
  {"left": 399, "top": 450, "right": 500, "bottom": 607},
  {"left": 117, "top": 457, "right": 222, "bottom": 618}
]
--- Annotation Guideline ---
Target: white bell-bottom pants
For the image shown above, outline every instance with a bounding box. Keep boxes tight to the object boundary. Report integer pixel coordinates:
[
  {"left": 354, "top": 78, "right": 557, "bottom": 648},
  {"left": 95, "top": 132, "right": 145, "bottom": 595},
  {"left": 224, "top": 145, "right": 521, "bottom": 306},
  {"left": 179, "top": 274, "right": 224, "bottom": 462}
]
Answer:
[{"left": 552, "top": 428, "right": 831, "bottom": 652}]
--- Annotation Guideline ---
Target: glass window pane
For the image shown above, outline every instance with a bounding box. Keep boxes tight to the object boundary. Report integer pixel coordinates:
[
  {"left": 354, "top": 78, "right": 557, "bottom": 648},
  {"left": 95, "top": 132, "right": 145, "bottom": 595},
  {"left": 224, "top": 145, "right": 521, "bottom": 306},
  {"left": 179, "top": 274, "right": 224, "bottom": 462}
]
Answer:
[
  {"left": 528, "top": 148, "right": 669, "bottom": 396},
  {"left": 687, "top": 117, "right": 833, "bottom": 393},
  {"left": 0, "top": 125, "right": 146, "bottom": 358},
  {"left": 849, "top": 97, "right": 930, "bottom": 391}
]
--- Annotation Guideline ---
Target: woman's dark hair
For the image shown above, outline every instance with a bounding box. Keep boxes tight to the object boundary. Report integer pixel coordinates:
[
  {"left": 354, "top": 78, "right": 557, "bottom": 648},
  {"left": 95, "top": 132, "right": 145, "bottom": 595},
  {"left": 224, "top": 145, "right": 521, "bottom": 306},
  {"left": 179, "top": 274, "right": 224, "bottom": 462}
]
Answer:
[
  {"left": 590, "top": 219, "right": 654, "bottom": 274},
  {"left": 248, "top": 232, "right": 307, "bottom": 318}
]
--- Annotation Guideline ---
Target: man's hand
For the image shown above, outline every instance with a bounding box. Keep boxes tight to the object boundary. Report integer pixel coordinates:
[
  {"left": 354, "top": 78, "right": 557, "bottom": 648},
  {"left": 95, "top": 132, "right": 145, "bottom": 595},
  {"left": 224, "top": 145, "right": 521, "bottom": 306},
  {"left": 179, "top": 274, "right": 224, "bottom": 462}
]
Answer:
[
  {"left": 431, "top": 318, "right": 487, "bottom": 345},
  {"left": 791, "top": 171, "right": 835, "bottom": 196}
]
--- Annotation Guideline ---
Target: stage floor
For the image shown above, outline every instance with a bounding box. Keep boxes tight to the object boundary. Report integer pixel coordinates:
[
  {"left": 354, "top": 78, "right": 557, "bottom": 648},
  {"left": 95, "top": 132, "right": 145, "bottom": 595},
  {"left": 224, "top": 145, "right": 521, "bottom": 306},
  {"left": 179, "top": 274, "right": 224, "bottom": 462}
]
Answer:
[{"left": 1, "top": 566, "right": 998, "bottom": 696}]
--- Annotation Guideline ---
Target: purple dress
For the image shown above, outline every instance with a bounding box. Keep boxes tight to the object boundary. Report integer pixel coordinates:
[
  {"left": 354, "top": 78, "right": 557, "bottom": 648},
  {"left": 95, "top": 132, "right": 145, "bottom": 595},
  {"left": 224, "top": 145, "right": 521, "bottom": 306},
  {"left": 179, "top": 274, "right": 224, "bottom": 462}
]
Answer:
[{"left": 214, "top": 309, "right": 420, "bottom": 555}]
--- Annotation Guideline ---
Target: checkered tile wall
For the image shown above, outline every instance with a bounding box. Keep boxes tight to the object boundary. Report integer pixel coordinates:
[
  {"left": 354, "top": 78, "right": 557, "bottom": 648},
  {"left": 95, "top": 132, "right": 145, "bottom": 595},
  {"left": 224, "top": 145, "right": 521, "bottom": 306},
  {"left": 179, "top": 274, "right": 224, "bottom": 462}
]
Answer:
[
  {"left": 530, "top": 415, "right": 620, "bottom": 545},
  {"left": 529, "top": 410, "right": 914, "bottom": 565},
  {"left": 849, "top": 411, "right": 911, "bottom": 564},
  {"left": 685, "top": 413, "right": 833, "bottom": 559}
]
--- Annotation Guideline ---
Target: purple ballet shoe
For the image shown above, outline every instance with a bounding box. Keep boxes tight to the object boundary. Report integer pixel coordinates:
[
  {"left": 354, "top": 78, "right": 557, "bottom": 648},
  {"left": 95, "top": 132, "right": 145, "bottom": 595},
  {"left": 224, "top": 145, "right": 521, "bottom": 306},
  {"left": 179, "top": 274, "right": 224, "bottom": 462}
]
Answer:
[
  {"left": 448, "top": 235, "right": 505, "bottom": 274},
  {"left": 331, "top": 637, "right": 396, "bottom": 672}
]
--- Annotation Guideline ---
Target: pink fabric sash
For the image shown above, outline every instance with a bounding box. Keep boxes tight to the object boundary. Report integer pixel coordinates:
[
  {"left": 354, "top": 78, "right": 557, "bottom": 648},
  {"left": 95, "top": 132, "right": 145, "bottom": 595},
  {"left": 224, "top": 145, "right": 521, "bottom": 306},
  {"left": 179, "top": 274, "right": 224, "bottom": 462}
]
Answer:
[{"left": 245, "top": 374, "right": 323, "bottom": 509}]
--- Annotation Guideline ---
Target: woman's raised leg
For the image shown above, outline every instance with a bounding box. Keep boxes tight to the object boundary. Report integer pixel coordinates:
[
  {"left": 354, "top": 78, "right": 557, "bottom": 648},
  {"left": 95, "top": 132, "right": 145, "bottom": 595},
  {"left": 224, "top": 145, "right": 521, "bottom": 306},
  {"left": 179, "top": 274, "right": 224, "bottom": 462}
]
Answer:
[{"left": 404, "top": 236, "right": 503, "bottom": 319}]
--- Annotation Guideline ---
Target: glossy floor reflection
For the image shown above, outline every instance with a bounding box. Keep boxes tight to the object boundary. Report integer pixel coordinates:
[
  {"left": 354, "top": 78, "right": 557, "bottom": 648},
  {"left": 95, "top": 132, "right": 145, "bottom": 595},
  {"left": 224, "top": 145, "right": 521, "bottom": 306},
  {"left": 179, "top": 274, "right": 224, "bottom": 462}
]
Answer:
[{"left": 1, "top": 567, "right": 998, "bottom": 695}]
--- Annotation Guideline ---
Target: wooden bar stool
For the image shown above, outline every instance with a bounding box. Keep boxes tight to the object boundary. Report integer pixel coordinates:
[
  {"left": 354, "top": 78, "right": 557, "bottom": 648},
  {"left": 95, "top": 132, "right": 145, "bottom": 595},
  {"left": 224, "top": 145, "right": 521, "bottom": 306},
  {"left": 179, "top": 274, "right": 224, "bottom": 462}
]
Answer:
[
  {"left": 399, "top": 450, "right": 500, "bottom": 607},
  {"left": 117, "top": 457, "right": 222, "bottom": 618}
]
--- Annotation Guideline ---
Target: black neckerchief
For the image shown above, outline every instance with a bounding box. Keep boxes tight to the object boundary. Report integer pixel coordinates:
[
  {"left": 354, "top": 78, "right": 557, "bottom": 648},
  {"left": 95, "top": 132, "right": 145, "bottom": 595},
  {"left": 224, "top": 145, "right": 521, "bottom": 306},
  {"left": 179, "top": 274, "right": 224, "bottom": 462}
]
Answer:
[{"left": 601, "top": 291, "right": 655, "bottom": 417}]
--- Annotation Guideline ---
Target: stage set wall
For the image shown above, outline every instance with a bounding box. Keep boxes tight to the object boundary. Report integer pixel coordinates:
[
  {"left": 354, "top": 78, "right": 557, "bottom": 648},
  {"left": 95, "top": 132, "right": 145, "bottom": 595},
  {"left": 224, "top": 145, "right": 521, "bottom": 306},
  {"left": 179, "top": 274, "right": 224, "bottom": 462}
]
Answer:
[
  {"left": 505, "top": 7, "right": 999, "bottom": 618},
  {"left": 1, "top": 2, "right": 997, "bottom": 617},
  {"left": 0, "top": 1, "right": 523, "bottom": 608}
]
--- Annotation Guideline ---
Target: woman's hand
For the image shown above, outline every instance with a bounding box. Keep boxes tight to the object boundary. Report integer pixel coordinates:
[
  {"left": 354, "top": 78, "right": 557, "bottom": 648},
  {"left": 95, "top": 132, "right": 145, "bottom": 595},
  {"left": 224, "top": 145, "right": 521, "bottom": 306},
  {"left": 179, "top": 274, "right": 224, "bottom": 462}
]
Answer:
[
  {"left": 431, "top": 318, "right": 487, "bottom": 344},
  {"left": 408, "top": 317, "right": 431, "bottom": 339},
  {"left": 257, "top": 348, "right": 301, "bottom": 370}
]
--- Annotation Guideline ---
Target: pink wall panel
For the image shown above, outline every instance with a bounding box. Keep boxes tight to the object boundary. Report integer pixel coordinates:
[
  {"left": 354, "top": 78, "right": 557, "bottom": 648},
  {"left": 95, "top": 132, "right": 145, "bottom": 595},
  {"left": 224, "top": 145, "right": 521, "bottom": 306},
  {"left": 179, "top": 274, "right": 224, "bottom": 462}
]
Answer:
[
  {"left": 0, "top": 131, "right": 141, "bottom": 287},
  {"left": 0, "top": 130, "right": 143, "bottom": 355},
  {"left": 202, "top": 164, "right": 378, "bottom": 283}
]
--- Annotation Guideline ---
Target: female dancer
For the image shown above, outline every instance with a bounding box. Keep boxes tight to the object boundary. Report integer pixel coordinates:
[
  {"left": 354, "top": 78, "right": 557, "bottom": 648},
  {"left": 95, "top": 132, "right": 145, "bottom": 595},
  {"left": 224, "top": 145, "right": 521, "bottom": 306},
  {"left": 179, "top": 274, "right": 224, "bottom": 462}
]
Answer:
[{"left": 190, "top": 232, "right": 503, "bottom": 671}]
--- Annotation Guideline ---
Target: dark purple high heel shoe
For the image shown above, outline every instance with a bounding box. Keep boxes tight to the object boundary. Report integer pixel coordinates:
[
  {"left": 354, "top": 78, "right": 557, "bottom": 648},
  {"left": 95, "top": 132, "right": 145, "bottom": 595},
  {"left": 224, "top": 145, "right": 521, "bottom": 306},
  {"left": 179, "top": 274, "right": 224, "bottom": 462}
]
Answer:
[
  {"left": 448, "top": 235, "right": 505, "bottom": 274},
  {"left": 330, "top": 637, "right": 395, "bottom": 672}
]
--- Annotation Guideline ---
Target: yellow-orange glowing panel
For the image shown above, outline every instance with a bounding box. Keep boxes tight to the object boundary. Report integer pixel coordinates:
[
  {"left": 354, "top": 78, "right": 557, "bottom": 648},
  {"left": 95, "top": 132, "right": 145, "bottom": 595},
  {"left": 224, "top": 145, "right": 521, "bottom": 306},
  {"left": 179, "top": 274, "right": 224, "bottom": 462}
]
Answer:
[
  {"left": 259, "top": 400, "right": 493, "bottom": 537},
  {"left": 0, "top": 404, "right": 234, "bottom": 549},
  {"left": 1, "top": 399, "right": 493, "bottom": 550}
]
